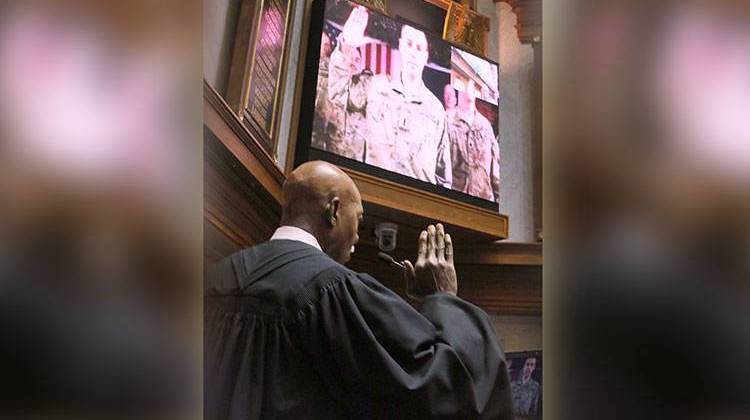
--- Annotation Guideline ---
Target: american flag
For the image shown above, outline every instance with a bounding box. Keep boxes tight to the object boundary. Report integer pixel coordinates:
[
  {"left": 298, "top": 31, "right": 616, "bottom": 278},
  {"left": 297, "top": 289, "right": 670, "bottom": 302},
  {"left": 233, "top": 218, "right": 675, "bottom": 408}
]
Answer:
[
  {"left": 360, "top": 42, "right": 396, "bottom": 76},
  {"left": 325, "top": 20, "right": 399, "bottom": 77}
]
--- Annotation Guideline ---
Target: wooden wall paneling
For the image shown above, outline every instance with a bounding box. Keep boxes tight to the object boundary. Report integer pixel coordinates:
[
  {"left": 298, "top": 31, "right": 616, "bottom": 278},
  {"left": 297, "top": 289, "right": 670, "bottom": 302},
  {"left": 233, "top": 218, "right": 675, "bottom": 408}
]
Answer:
[
  {"left": 204, "top": 217, "right": 243, "bottom": 263},
  {"left": 204, "top": 130, "right": 281, "bottom": 245},
  {"left": 457, "top": 265, "right": 541, "bottom": 314},
  {"left": 204, "top": 80, "right": 284, "bottom": 262},
  {"left": 204, "top": 80, "right": 285, "bottom": 204},
  {"left": 348, "top": 240, "right": 542, "bottom": 315}
]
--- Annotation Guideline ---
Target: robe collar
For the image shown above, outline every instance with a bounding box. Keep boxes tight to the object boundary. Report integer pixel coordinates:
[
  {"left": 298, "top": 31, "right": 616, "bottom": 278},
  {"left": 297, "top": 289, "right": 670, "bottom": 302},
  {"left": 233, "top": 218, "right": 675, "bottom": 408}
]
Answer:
[{"left": 271, "top": 226, "right": 322, "bottom": 252}]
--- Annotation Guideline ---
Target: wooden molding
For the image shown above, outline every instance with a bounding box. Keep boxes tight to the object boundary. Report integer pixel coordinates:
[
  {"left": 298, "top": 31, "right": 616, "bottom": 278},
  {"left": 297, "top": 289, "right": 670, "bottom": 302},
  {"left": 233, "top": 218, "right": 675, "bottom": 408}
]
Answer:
[
  {"left": 225, "top": 0, "right": 297, "bottom": 158},
  {"left": 456, "top": 241, "right": 542, "bottom": 265},
  {"left": 204, "top": 80, "right": 285, "bottom": 203},
  {"left": 496, "top": 0, "right": 541, "bottom": 44},
  {"left": 344, "top": 167, "right": 509, "bottom": 241},
  {"left": 226, "top": 0, "right": 260, "bottom": 112},
  {"left": 204, "top": 127, "right": 282, "bottom": 248},
  {"left": 424, "top": 0, "right": 477, "bottom": 11},
  {"left": 348, "top": 245, "right": 541, "bottom": 315}
]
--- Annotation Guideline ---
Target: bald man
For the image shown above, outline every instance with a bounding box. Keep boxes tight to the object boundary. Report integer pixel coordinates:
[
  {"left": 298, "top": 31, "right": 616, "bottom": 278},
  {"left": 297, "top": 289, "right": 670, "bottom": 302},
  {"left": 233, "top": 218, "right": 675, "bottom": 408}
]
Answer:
[
  {"left": 327, "top": 6, "right": 452, "bottom": 187},
  {"left": 204, "top": 161, "right": 513, "bottom": 420}
]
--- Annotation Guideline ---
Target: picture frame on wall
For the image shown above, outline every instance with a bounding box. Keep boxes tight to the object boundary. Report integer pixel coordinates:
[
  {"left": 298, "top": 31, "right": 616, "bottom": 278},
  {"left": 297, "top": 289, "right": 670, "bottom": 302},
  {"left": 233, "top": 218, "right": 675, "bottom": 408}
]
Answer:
[
  {"left": 226, "top": 0, "right": 296, "bottom": 161},
  {"left": 443, "top": 0, "right": 489, "bottom": 56},
  {"left": 506, "top": 350, "right": 542, "bottom": 420},
  {"left": 350, "top": 0, "right": 388, "bottom": 15}
]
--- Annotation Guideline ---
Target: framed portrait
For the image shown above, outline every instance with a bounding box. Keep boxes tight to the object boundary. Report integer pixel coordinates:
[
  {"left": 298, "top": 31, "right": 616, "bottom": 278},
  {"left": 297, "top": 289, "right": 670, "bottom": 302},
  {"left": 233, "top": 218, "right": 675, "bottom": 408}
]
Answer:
[
  {"left": 506, "top": 351, "right": 542, "bottom": 420},
  {"left": 226, "top": 0, "right": 297, "bottom": 160},
  {"left": 443, "top": 0, "right": 489, "bottom": 57}
]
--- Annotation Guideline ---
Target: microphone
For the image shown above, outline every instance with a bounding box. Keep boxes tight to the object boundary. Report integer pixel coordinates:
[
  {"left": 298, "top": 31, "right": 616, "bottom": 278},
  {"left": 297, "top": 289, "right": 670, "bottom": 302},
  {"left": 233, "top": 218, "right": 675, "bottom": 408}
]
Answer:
[
  {"left": 378, "top": 252, "right": 423, "bottom": 300},
  {"left": 377, "top": 252, "right": 404, "bottom": 269}
]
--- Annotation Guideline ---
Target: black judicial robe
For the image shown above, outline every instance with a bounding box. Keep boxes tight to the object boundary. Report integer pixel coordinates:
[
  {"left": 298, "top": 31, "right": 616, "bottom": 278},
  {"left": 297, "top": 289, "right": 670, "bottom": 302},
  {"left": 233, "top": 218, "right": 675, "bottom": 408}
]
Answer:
[{"left": 204, "top": 240, "right": 513, "bottom": 420}]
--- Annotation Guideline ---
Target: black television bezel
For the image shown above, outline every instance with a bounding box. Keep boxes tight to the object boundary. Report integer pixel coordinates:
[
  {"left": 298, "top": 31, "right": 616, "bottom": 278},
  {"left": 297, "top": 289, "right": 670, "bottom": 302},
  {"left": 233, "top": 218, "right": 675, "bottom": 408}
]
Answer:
[{"left": 295, "top": 0, "right": 500, "bottom": 212}]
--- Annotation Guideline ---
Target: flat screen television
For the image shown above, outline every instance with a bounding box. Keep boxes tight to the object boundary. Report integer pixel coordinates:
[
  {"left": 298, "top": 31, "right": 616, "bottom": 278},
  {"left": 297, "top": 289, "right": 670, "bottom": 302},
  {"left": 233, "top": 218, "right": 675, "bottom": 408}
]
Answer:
[{"left": 295, "top": 0, "right": 501, "bottom": 210}]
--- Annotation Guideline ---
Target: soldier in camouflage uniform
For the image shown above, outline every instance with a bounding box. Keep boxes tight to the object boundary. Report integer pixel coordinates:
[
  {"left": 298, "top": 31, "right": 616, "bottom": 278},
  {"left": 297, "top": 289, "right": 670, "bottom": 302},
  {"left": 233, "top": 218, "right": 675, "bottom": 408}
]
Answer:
[
  {"left": 446, "top": 80, "right": 500, "bottom": 202},
  {"left": 327, "top": 5, "right": 451, "bottom": 186},
  {"left": 326, "top": 45, "right": 370, "bottom": 161},
  {"left": 312, "top": 32, "right": 333, "bottom": 151},
  {"left": 510, "top": 357, "right": 541, "bottom": 419}
]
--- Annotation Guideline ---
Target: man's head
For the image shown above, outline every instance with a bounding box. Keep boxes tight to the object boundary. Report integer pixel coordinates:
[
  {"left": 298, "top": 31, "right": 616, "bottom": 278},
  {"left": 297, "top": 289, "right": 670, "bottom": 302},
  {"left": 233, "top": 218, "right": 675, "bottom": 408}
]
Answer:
[
  {"left": 350, "top": 47, "right": 365, "bottom": 74},
  {"left": 522, "top": 357, "right": 537, "bottom": 380},
  {"left": 444, "top": 84, "right": 457, "bottom": 109},
  {"left": 281, "top": 161, "right": 363, "bottom": 263},
  {"left": 458, "top": 80, "right": 478, "bottom": 111},
  {"left": 398, "top": 25, "right": 429, "bottom": 79}
]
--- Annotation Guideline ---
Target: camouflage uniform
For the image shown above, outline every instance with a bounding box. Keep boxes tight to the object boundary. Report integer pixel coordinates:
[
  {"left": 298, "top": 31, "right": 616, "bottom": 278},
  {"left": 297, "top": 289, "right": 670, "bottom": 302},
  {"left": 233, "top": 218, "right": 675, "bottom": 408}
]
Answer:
[
  {"left": 510, "top": 378, "right": 540, "bottom": 418},
  {"left": 328, "top": 40, "right": 452, "bottom": 185},
  {"left": 445, "top": 107, "right": 500, "bottom": 201},
  {"left": 312, "top": 54, "right": 331, "bottom": 151},
  {"left": 326, "top": 41, "right": 370, "bottom": 161}
]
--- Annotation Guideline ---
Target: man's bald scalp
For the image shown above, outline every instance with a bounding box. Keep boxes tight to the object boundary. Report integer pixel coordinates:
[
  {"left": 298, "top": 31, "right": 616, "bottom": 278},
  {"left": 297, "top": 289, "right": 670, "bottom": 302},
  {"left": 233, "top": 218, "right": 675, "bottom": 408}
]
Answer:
[{"left": 281, "top": 161, "right": 356, "bottom": 224}]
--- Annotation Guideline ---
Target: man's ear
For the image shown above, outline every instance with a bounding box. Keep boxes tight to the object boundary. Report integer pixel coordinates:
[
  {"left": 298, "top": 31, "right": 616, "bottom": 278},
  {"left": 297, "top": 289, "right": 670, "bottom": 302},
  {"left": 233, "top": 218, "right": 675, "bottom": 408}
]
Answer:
[{"left": 326, "top": 197, "right": 340, "bottom": 226}]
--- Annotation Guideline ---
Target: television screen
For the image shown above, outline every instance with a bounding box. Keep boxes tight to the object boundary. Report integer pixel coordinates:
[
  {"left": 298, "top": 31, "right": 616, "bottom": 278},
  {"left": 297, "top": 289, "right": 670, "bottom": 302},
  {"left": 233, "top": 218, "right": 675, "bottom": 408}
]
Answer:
[{"left": 300, "top": 0, "right": 500, "bottom": 208}]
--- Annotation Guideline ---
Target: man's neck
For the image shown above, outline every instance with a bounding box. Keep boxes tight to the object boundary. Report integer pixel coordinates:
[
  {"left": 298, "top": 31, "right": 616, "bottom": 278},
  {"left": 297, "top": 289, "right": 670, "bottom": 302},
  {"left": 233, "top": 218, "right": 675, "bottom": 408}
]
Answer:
[
  {"left": 458, "top": 105, "right": 475, "bottom": 123},
  {"left": 401, "top": 72, "right": 422, "bottom": 94},
  {"left": 272, "top": 223, "right": 323, "bottom": 252}
]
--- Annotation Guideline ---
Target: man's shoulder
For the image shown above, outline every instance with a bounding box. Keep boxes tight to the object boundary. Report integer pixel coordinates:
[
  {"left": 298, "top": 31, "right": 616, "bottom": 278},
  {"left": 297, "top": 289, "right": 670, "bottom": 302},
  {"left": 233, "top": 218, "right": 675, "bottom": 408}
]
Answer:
[
  {"left": 287, "top": 260, "right": 375, "bottom": 313},
  {"left": 446, "top": 107, "right": 462, "bottom": 122},
  {"left": 421, "top": 87, "right": 446, "bottom": 115},
  {"left": 367, "top": 74, "right": 394, "bottom": 96},
  {"left": 206, "top": 241, "right": 340, "bottom": 295},
  {"left": 474, "top": 111, "right": 494, "bottom": 132}
]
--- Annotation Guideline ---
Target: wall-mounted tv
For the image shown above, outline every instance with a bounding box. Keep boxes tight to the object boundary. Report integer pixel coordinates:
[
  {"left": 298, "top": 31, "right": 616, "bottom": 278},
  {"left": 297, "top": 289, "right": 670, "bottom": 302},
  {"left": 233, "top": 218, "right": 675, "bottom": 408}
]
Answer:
[{"left": 296, "top": 0, "right": 500, "bottom": 210}]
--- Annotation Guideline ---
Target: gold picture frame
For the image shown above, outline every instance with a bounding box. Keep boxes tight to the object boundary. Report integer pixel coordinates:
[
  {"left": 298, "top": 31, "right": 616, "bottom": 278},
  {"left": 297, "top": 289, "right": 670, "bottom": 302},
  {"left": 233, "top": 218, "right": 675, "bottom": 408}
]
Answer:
[
  {"left": 226, "top": 0, "right": 297, "bottom": 161},
  {"left": 351, "top": 0, "right": 388, "bottom": 15},
  {"left": 442, "top": 1, "right": 489, "bottom": 56}
]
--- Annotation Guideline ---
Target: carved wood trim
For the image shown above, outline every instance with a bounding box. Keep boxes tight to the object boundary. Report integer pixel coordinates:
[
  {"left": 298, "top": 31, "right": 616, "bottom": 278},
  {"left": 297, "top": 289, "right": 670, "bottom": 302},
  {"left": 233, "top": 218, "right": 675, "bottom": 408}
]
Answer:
[
  {"left": 424, "top": 0, "right": 478, "bottom": 11},
  {"left": 204, "top": 209, "right": 249, "bottom": 249},
  {"left": 225, "top": 0, "right": 297, "bottom": 157},
  {"left": 497, "top": 0, "right": 541, "bottom": 44},
  {"left": 456, "top": 242, "right": 542, "bottom": 265},
  {"left": 343, "top": 167, "right": 509, "bottom": 240},
  {"left": 204, "top": 80, "right": 285, "bottom": 204},
  {"left": 204, "top": 130, "right": 281, "bottom": 246}
]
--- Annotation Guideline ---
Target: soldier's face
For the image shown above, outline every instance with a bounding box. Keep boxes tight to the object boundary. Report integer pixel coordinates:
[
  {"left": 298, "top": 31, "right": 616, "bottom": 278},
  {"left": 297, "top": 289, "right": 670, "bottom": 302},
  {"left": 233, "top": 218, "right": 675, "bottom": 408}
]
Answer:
[
  {"left": 399, "top": 26, "right": 429, "bottom": 78},
  {"left": 444, "top": 85, "right": 457, "bottom": 108},
  {"left": 458, "top": 81, "right": 478, "bottom": 109},
  {"left": 523, "top": 358, "right": 536, "bottom": 377},
  {"left": 351, "top": 48, "right": 364, "bottom": 73}
]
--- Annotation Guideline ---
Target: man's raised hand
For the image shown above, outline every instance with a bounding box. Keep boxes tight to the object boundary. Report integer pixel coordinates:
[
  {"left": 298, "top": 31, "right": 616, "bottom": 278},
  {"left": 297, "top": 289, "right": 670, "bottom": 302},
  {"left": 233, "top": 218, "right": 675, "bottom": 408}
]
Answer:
[
  {"left": 341, "top": 5, "right": 369, "bottom": 47},
  {"left": 403, "top": 223, "right": 458, "bottom": 298}
]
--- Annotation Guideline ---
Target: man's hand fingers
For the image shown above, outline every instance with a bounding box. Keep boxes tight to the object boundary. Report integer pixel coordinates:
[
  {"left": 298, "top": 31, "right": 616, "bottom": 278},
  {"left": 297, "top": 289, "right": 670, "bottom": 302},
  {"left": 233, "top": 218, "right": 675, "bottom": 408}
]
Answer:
[
  {"left": 356, "top": 6, "right": 367, "bottom": 26},
  {"left": 436, "top": 223, "right": 446, "bottom": 262},
  {"left": 426, "top": 225, "right": 436, "bottom": 260},
  {"left": 417, "top": 230, "right": 428, "bottom": 263},
  {"left": 402, "top": 260, "right": 415, "bottom": 280},
  {"left": 445, "top": 233, "right": 454, "bottom": 265}
]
